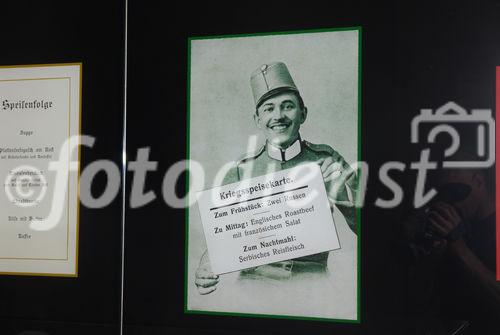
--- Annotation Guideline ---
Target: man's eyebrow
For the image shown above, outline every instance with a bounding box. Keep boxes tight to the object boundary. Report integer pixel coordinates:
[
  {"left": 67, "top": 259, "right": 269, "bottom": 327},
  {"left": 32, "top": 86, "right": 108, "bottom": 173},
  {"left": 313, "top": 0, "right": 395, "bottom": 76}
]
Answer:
[
  {"left": 261, "top": 102, "right": 275, "bottom": 107},
  {"left": 280, "top": 100, "right": 295, "bottom": 105}
]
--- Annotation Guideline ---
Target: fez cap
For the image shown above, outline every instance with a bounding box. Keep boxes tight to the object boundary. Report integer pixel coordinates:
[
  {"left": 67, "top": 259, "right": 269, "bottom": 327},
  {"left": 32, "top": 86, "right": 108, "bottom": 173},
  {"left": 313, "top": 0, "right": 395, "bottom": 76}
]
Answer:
[{"left": 250, "top": 62, "right": 299, "bottom": 107}]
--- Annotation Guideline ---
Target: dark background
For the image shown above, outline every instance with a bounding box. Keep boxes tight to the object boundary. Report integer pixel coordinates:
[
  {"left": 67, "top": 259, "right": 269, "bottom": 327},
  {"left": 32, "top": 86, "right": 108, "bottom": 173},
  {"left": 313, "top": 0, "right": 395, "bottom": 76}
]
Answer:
[{"left": 1, "top": 1, "right": 499, "bottom": 334}]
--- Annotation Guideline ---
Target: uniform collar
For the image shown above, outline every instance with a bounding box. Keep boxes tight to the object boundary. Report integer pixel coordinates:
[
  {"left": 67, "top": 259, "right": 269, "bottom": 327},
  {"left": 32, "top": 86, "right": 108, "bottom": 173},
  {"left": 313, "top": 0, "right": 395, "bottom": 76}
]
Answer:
[{"left": 266, "top": 136, "right": 302, "bottom": 162}]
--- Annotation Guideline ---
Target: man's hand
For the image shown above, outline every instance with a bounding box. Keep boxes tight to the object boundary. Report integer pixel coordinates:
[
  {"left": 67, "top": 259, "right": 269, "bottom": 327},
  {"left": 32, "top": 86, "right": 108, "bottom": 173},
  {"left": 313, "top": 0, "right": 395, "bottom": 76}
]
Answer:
[
  {"left": 317, "top": 157, "right": 343, "bottom": 182},
  {"left": 317, "top": 156, "right": 358, "bottom": 233},
  {"left": 428, "top": 202, "right": 462, "bottom": 240},
  {"left": 317, "top": 156, "right": 351, "bottom": 206},
  {"left": 195, "top": 261, "right": 219, "bottom": 295}
]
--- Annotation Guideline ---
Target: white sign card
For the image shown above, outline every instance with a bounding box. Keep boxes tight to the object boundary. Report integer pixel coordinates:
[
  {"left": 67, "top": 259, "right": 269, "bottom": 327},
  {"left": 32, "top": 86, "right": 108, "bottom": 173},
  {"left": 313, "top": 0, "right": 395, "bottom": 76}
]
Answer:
[{"left": 197, "top": 163, "right": 341, "bottom": 275}]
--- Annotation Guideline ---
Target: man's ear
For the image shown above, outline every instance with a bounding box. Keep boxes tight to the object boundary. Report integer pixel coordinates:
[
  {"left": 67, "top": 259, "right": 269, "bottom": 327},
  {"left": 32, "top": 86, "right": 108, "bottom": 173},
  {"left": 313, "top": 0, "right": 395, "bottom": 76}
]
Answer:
[
  {"left": 301, "top": 107, "right": 308, "bottom": 124},
  {"left": 253, "top": 112, "right": 263, "bottom": 129}
]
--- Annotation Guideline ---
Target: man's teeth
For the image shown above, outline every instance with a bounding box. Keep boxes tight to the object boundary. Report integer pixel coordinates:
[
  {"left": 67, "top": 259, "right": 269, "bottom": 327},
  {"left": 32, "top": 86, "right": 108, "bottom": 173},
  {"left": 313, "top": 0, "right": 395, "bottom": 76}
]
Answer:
[{"left": 271, "top": 125, "right": 288, "bottom": 130}]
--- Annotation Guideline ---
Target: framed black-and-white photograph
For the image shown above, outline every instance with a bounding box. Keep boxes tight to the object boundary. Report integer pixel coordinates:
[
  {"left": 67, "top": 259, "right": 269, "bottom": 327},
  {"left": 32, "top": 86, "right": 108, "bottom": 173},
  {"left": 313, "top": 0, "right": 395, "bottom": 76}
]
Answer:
[{"left": 186, "top": 27, "right": 361, "bottom": 322}]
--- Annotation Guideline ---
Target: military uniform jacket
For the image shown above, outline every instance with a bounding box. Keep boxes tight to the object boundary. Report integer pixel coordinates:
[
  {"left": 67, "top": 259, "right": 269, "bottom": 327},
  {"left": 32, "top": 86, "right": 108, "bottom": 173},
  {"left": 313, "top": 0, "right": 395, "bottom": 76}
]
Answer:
[{"left": 221, "top": 138, "right": 358, "bottom": 277}]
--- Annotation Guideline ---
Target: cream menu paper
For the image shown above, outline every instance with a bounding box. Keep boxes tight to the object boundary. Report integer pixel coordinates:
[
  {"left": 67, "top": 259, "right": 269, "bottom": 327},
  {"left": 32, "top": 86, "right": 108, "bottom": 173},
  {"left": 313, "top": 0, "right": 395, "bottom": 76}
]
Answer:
[{"left": 0, "top": 64, "right": 81, "bottom": 276}]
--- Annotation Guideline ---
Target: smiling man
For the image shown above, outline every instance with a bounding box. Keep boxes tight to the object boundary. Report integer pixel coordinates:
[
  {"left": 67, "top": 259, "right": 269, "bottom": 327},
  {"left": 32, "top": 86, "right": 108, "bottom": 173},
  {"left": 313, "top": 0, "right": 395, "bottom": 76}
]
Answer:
[{"left": 195, "top": 61, "right": 358, "bottom": 295}]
